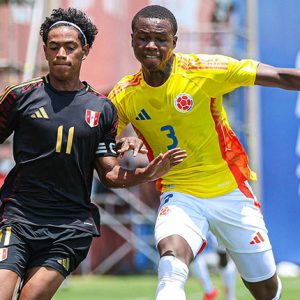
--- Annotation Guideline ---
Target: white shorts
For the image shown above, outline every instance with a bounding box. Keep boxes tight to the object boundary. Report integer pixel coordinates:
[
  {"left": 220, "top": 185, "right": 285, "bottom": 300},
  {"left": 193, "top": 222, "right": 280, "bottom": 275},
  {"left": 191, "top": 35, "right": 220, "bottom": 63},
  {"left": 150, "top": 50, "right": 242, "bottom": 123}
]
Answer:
[{"left": 154, "top": 188, "right": 276, "bottom": 282}]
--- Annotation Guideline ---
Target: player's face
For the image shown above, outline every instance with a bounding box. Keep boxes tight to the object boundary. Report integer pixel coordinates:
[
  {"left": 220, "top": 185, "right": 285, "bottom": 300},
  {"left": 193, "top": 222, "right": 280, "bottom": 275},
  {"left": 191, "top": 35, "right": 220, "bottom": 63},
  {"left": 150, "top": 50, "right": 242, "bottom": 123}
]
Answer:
[
  {"left": 131, "top": 17, "right": 177, "bottom": 71},
  {"left": 43, "top": 26, "right": 89, "bottom": 81}
]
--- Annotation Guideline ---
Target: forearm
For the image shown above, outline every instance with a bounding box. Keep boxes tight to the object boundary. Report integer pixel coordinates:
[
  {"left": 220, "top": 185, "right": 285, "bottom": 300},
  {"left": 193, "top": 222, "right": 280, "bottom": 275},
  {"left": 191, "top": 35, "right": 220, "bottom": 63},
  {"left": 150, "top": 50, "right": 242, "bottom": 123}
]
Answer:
[
  {"left": 276, "top": 70, "right": 300, "bottom": 90},
  {"left": 101, "top": 165, "right": 153, "bottom": 188},
  {"left": 95, "top": 148, "right": 186, "bottom": 189},
  {"left": 255, "top": 63, "right": 300, "bottom": 90}
]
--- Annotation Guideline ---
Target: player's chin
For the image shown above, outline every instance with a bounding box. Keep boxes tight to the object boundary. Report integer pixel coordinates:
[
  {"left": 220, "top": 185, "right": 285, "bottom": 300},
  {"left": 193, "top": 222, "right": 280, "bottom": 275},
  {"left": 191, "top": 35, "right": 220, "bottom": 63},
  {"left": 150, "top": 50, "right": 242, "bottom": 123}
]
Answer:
[
  {"left": 51, "top": 70, "right": 72, "bottom": 81},
  {"left": 142, "top": 61, "right": 161, "bottom": 71},
  {"left": 138, "top": 56, "right": 160, "bottom": 69}
]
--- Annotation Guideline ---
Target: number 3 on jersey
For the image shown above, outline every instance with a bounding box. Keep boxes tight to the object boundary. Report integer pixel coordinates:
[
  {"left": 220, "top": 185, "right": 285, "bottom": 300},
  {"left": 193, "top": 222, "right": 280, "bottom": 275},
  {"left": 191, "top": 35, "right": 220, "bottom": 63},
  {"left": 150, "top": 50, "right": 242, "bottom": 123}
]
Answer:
[{"left": 161, "top": 125, "right": 178, "bottom": 150}]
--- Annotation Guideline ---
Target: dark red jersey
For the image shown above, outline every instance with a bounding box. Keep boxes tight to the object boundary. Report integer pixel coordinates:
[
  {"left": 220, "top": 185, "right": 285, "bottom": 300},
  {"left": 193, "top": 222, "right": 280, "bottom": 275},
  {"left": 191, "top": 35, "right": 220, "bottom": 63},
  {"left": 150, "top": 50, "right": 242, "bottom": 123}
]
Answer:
[{"left": 0, "top": 75, "right": 118, "bottom": 236}]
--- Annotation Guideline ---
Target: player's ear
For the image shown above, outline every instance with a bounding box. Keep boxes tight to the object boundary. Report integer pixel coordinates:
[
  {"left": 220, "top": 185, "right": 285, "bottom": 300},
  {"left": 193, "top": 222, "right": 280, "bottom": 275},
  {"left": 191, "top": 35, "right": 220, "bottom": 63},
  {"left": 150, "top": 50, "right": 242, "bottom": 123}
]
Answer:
[
  {"left": 173, "top": 36, "right": 178, "bottom": 49},
  {"left": 43, "top": 44, "right": 49, "bottom": 61},
  {"left": 82, "top": 44, "right": 90, "bottom": 61}
]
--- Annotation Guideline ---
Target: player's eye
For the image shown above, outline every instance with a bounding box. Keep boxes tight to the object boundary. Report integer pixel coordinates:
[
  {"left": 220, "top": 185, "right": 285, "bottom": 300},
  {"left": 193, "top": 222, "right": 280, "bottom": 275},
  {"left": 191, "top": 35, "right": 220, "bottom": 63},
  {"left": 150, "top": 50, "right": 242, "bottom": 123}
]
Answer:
[{"left": 138, "top": 36, "right": 147, "bottom": 41}]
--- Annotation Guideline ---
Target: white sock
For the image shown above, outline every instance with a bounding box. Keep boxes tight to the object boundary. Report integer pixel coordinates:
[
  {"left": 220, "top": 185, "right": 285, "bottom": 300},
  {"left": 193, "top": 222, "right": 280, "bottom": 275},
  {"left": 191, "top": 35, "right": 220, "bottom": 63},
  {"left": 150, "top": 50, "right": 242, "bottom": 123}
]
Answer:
[
  {"left": 155, "top": 256, "right": 189, "bottom": 300},
  {"left": 192, "top": 255, "right": 214, "bottom": 293},
  {"left": 221, "top": 259, "right": 236, "bottom": 300}
]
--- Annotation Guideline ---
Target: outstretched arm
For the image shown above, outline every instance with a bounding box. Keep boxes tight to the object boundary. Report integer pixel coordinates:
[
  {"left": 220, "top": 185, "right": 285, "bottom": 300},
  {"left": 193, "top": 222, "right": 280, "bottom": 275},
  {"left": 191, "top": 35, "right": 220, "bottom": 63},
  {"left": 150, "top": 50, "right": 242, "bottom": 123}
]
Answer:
[
  {"left": 255, "top": 63, "right": 300, "bottom": 90},
  {"left": 95, "top": 147, "right": 187, "bottom": 188}
]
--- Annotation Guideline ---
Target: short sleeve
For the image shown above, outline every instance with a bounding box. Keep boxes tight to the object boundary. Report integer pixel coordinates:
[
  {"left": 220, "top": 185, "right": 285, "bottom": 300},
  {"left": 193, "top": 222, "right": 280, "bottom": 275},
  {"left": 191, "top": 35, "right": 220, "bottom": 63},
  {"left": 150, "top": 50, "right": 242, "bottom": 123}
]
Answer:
[
  {"left": 108, "top": 85, "right": 130, "bottom": 136},
  {"left": 191, "top": 54, "right": 259, "bottom": 97},
  {"left": 95, "top": 99, "right": 118, "bottom": 158},
  {"left": 0, "top": 86, "right": 19, "bottom": 143}
]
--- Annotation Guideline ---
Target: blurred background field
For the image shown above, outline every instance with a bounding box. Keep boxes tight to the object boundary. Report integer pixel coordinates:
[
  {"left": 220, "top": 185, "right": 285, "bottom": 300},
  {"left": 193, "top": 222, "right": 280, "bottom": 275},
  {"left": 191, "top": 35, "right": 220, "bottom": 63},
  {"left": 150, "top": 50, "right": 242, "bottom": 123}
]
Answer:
[{"left": 54, "top": 274, "right": 300, "bottom": 300}]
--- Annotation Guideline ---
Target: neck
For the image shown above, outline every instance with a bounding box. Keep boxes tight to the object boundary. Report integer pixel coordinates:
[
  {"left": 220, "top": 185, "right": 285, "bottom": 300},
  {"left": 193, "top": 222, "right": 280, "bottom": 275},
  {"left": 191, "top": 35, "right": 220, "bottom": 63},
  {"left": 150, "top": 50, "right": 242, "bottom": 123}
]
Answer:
[
  {"left": 142, "top": 55, "right": 174, "bottom": 87},
  {"left": 47, "top": 74, "right": 85, "bottom": 91}
]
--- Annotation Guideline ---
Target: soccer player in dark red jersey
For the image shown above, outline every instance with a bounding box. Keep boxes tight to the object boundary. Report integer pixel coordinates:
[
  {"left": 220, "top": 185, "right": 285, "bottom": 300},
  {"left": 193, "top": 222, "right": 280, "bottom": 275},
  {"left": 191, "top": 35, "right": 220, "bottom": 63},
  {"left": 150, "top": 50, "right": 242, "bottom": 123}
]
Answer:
[{"left": 0, "top": 7, "right": 186, "bottom": 300}]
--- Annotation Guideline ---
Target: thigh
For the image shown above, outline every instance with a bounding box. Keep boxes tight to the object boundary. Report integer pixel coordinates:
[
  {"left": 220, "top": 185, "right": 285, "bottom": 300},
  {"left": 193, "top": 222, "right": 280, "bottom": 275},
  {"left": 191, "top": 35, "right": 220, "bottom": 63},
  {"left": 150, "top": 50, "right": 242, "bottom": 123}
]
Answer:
[
  {"left": 28, "top": 227, "right": 93, "bottom": 278},
  {"left": 227, "top": 249, "right": 276, "bottom": 282},
  {"left": 207, "top": 189, "right": 272, "bottom": 254},
  {"left": 228, "top": 249, "right": 278, "bottom": 299},
  {"left": 0, "top": 269, "right": 21, "bottom": 300},
  {"left": 19, "top": 266, "right": 64, "bottom": 300},
  {"left": 157, "top": 234, "right": 194, "bottom": 265},
  {"left": 155, "top": 192, "right": 209, "bottom": 257},
  {"left": 0, "top": 224, "right": 30, "bottom": 278}
]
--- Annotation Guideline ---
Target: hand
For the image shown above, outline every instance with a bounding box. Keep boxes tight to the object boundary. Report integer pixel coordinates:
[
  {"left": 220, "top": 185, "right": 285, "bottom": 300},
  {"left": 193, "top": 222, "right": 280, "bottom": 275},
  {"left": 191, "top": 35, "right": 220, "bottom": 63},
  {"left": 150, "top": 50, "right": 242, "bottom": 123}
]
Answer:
[
  {"left": 144, "top": 148, "right": 187, "bottom": 181},
  {"left": 116, "top": 136, "right": 148, "bottom": 157}
]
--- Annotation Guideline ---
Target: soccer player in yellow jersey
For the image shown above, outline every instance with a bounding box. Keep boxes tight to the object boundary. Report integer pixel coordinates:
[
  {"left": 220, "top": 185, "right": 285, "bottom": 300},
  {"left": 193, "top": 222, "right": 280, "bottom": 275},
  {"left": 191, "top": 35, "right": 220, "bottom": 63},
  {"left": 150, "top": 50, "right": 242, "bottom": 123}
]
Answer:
[{"left": 109, "top": 5, "right": 300, "bottom": 300}]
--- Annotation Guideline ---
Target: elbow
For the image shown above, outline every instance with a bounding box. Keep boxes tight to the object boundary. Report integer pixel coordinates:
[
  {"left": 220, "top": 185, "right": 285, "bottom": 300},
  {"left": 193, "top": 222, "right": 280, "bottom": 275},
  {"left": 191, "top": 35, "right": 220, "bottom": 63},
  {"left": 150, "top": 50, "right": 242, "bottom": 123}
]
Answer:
[
  {"left": 100, "top": 175, "right": 116, "bottom": 188},
  {"left": 96, "top": 170, "right": 116, "bottom": 188},
  {"left": 96, "top": 165, "right": 128, "bottom": 189},
  {"left": 101, "top": 172, "right": 124, "bottom": 189}
]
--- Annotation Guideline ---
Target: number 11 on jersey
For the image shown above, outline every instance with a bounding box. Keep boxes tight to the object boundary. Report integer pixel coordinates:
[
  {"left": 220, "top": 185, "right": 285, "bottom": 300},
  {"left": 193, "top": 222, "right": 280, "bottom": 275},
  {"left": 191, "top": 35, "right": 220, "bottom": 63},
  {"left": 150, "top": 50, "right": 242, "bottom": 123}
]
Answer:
[{"left": 56, "top": 125, "right": 75, "bottom": 154}]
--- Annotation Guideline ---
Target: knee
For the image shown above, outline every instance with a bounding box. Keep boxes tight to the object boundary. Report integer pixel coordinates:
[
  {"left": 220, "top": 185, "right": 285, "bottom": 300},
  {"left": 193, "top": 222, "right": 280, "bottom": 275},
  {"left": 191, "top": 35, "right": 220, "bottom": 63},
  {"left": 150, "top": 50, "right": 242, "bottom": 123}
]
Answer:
[
  {"left": 158, "top": 256, "right": 189, "bottom": 285},
  {"left": 158, "top": 235, "right": 194, "bottom": 266}
]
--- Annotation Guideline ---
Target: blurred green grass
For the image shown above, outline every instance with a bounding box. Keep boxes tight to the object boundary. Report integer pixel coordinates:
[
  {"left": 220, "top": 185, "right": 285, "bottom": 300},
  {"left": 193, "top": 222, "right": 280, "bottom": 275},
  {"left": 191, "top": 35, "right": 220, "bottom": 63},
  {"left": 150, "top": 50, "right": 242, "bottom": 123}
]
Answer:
[{"left": 53, "top": 274, "right": 300, "bottom": 300}]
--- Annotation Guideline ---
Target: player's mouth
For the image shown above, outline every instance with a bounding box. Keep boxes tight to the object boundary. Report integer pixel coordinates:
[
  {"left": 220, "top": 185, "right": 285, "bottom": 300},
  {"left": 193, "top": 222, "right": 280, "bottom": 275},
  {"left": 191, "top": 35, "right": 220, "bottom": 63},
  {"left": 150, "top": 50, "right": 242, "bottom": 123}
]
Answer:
[
  {"left": 54, "top": 63, "right": 70, "bottom": 67},
  {"left": 143, "top": 55, "right": 161, "bottom": 63},
  {"left": 145, "top": 55, "right": 160, "bottom": 59}
]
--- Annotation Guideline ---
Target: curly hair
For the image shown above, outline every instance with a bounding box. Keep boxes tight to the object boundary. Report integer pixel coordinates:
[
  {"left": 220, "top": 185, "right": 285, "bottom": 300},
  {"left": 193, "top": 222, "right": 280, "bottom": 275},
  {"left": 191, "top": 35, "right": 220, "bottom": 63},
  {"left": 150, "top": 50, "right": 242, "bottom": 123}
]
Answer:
[
  {"left": 131, "top": 5, "right": 177, "bottom": 35},
  {"left": 40, "top": 7, "right": 98, "bottom": 47}
]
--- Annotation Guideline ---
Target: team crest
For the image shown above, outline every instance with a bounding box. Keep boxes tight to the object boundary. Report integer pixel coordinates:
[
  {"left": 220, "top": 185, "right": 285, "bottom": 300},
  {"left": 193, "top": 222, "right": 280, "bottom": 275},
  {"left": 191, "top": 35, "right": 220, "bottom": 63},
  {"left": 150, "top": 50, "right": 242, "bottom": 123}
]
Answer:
[
  {"left": 159, "top": 206, "right": 170, "bottom": 216},
  {"left": 0, "top": 248, "right": 8, "bottom": 262},
  {"left": 85, "top": 110, "right": 100, "bottom": 127},
  {"left": 174, "top": 93, "right": 194, "bottom": 113}
]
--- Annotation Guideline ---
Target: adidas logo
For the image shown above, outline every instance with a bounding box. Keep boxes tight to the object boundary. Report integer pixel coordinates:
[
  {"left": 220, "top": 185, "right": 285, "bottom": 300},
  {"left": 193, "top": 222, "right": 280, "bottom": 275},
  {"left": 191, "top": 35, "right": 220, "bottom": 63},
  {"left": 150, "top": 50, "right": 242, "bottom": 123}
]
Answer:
[
  {"left": 57, "top": 258, "right": 70, "bottom": 271},
  {"left": 136, "top": 109, "right": 151, "bottom": 120},
  {"left": 250, "top": 232, "right": 265, "bottom": 244},
  {"left": 30, "top": 107, "right": 49, "bottom": 119}
]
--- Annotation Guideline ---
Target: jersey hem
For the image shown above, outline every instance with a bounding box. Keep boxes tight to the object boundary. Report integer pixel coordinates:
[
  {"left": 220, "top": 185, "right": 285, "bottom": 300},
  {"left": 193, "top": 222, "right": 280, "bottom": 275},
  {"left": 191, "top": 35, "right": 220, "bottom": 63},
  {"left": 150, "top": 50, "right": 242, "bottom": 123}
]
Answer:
[{"left": 1, "top": 218, "right": 100, "bottom": 237}]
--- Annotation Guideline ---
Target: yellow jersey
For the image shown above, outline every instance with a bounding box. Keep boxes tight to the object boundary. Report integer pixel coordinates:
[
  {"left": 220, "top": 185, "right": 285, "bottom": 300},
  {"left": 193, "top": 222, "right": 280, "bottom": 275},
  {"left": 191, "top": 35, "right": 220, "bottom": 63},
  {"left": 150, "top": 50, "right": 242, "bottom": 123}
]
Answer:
[{"left": 108, "top": 52, "right": 259, "bottom": 198}]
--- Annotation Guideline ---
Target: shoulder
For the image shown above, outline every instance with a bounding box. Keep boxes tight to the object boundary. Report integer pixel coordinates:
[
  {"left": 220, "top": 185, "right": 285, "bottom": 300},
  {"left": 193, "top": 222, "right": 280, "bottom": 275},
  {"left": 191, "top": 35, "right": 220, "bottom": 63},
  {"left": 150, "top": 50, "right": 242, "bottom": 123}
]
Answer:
[
  {"left": 175, "top": 52, "right": 232, "bottom": 72},
  {"left": 85, "top": 83, "right": 116, "bottom": 110},
  {"left": 108, "top": 71, "right": 143, "bottom": 103},
  {"left": 0, "top": 76, "right": 44, "bottom": 102},
  {"left": 85, "top": 83, "right": 107, "bottom": 100}
]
